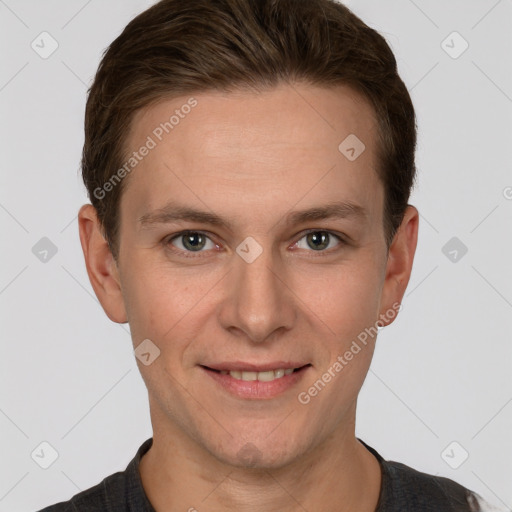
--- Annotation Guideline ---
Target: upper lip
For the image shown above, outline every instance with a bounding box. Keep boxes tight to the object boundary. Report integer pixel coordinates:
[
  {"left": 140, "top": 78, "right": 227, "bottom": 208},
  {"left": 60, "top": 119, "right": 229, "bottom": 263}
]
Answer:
[{"left": 202, "top": 362, "right": 311, "bottom": 372}]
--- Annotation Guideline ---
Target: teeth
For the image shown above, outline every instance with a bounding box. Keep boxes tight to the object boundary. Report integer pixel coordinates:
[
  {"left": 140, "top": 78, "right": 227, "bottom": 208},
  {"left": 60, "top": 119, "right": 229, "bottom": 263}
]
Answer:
[
  {"left": 257, "top": 371, "right": 275, "bottom": 382},
  {"left": 223, "top": 368, "right": 298, "bottom": 381}
]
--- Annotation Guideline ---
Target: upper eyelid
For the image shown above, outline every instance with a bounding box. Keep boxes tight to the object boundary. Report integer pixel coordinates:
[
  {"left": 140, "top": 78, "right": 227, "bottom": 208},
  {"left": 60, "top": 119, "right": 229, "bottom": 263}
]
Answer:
[{"left": 167, "top": 230, "right": 218, "bottom": 245}]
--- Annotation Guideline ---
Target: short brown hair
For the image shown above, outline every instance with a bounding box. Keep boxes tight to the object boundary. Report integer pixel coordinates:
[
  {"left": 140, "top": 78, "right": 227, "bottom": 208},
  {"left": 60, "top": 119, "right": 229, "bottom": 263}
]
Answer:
[{"left": 82, "top": 0, "right": 416, "bottom": 260}]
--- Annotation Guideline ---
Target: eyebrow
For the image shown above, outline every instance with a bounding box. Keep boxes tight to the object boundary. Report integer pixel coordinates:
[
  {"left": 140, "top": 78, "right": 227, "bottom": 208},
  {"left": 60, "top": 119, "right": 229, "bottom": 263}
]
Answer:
[{"left": 137, "top": 200, "right": 367, "bottom": 231}]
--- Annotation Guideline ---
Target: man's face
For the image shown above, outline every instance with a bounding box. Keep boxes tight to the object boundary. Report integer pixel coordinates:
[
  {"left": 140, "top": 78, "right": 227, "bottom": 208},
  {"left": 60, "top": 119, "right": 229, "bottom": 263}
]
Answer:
[{"left": 107, "top": 83, "right": 403, "bottom": 468}]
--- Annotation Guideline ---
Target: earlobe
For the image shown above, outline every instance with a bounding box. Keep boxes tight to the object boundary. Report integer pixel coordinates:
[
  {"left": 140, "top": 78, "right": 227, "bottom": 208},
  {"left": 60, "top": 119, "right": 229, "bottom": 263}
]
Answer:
[
  {"left": 378, "top": 205, "right": 419, "bottom": 327},
  {"left": 78, "top": 204, "right": 128, "bottom": 324}
]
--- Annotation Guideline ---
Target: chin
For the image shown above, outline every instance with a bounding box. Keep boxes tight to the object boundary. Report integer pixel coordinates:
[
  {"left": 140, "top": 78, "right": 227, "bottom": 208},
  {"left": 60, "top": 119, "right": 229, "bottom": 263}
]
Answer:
[{"left": 208, "top": 434, "right": 307, "bottom": 471}]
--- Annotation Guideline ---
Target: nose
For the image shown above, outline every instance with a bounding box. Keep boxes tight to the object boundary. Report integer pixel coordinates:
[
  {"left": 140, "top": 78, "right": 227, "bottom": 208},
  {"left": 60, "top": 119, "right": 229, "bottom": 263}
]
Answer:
[{"left": 217, "top": 240, "right": 297, "bottom": 344}]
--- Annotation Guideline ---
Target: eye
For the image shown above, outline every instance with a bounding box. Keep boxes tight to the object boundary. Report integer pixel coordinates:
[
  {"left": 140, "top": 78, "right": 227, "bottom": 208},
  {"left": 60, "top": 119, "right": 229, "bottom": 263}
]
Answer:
[
  {"left": 166, "top": 231, "right": 217, "bottom": 255},
  {"left": 164, "top": 229, "right": 345, "bottom": 258},
  {"left": 293, "top": 230, "right": 343, "bottom": 252}
]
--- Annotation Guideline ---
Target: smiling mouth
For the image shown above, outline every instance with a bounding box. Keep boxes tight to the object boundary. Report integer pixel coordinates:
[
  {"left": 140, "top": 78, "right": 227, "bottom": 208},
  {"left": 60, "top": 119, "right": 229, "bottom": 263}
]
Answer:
[{"left": 202, "top": 364, "right": 311, "bottom": 382}]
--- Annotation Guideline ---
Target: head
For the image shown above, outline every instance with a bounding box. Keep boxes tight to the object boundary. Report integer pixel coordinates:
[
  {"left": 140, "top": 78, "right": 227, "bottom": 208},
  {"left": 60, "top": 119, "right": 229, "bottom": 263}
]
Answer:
[{"left": 79, "top": 0, "right": 419, "bottom": 468}]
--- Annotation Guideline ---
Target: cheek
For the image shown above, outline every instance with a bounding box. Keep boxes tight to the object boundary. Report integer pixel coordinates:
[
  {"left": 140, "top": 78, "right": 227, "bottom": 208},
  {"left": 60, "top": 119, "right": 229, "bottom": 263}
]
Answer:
[
  {"left": 124, "top": 271, "right": 195, "bottom": 394},
  {"left": 121, "top": 262, "right": 215, "bottom": 367},
  {"left": 311, "top": 261, "right": 383, "bottom": 343},
  {"left": 120, "top": 263, "right": 188, "bottom": 343}
]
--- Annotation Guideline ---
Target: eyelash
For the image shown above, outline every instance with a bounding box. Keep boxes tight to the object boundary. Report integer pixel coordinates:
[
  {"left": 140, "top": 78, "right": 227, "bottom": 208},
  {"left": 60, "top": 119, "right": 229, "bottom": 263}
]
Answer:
[{"left": 162, "top": 229, "right": 347, "bottom": 259}]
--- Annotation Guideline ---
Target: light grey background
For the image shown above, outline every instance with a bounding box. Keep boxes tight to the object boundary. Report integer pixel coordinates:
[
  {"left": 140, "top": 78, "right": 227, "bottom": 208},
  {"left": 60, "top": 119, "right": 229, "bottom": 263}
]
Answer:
[{"left": 1, "top": 1, "right": 511, "bottom": 511}]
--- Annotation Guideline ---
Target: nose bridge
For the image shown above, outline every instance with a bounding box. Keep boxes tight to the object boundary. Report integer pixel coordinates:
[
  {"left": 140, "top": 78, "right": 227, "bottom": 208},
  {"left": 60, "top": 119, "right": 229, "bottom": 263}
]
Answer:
[{"left": 222, "top": 236, "right": 294, "bottom": 342}]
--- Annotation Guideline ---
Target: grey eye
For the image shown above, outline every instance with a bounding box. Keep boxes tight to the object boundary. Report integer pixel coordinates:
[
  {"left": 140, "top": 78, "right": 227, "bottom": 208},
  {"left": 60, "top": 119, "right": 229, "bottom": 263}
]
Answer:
[
  {"left": 296, "top": 231, "right": 341, "bottom": 251},
  {"left": 170, "top": 232, "right": 215, "bottom": 252}
]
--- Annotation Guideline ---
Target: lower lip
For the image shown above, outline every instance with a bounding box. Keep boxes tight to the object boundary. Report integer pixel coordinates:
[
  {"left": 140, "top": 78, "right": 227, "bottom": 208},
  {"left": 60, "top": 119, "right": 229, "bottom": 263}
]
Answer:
[{"left": 201, "top": 366, "right": 310, "bottom": 400}]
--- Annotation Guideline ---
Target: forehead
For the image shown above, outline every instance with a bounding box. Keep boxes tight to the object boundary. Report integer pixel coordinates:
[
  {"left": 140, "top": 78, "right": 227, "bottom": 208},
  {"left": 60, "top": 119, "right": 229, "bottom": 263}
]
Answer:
[
  {"left": 128, "top": 82, "right": 377, "bottom": 152},
  {"left": 119, "top": 83, "right": 382, "bottom": 230}
]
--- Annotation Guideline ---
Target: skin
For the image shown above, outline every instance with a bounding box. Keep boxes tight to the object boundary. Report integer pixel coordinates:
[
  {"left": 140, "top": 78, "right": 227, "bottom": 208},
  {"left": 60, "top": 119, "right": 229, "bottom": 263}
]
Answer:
[{"left": 78, "top": 82, "right": 419, "bottom": 511}]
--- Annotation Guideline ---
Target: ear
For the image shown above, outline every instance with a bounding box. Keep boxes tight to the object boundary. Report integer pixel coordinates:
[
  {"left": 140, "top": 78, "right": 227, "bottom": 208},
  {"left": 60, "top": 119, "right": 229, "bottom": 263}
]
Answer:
[
  {"left": 78, "top": 204, "right": 128, "bottom": 323},
  {"left": 378, "top": 205, "right": 419, "bottom": 327}
]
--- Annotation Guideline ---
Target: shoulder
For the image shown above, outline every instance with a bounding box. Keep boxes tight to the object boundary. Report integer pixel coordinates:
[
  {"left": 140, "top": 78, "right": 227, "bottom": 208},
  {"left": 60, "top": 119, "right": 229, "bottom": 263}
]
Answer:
[
  {"left": 380, "top": 458, "right": 481, "bottom": 511},
  {"left": 36, "top": 469, "right": 130, "bottom": 512},
  {"left": 36, "top": 438, "right": 154, "bottom": 512},
  {"left": 358, "top": 439, "right": 484, "bottom": 512}
]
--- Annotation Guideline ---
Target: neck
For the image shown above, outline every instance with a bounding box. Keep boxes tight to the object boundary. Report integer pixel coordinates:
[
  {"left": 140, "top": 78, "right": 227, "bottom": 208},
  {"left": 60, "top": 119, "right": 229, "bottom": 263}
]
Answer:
[{"left": 139, "top": 407, "right": 382, "bottom": 512}]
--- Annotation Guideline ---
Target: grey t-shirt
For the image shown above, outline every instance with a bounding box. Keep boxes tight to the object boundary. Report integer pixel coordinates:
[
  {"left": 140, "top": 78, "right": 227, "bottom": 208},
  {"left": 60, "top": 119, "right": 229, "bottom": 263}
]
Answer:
[{"left": 37, "top": 438, "right": 485, "bottom": 511}]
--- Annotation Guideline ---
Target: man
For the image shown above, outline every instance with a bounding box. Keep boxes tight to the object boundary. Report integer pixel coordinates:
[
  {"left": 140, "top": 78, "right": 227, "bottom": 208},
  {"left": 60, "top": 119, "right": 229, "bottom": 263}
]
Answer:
[{"left": 39, "top": 0, "right": 493, "bottom": 510}]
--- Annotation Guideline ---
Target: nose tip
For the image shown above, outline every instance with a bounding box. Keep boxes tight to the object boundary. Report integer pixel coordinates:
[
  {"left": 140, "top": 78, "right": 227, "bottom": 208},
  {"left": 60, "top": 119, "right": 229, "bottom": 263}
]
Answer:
[{"left": 218, "top": 242, "right": 296, "bottom": 343}]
